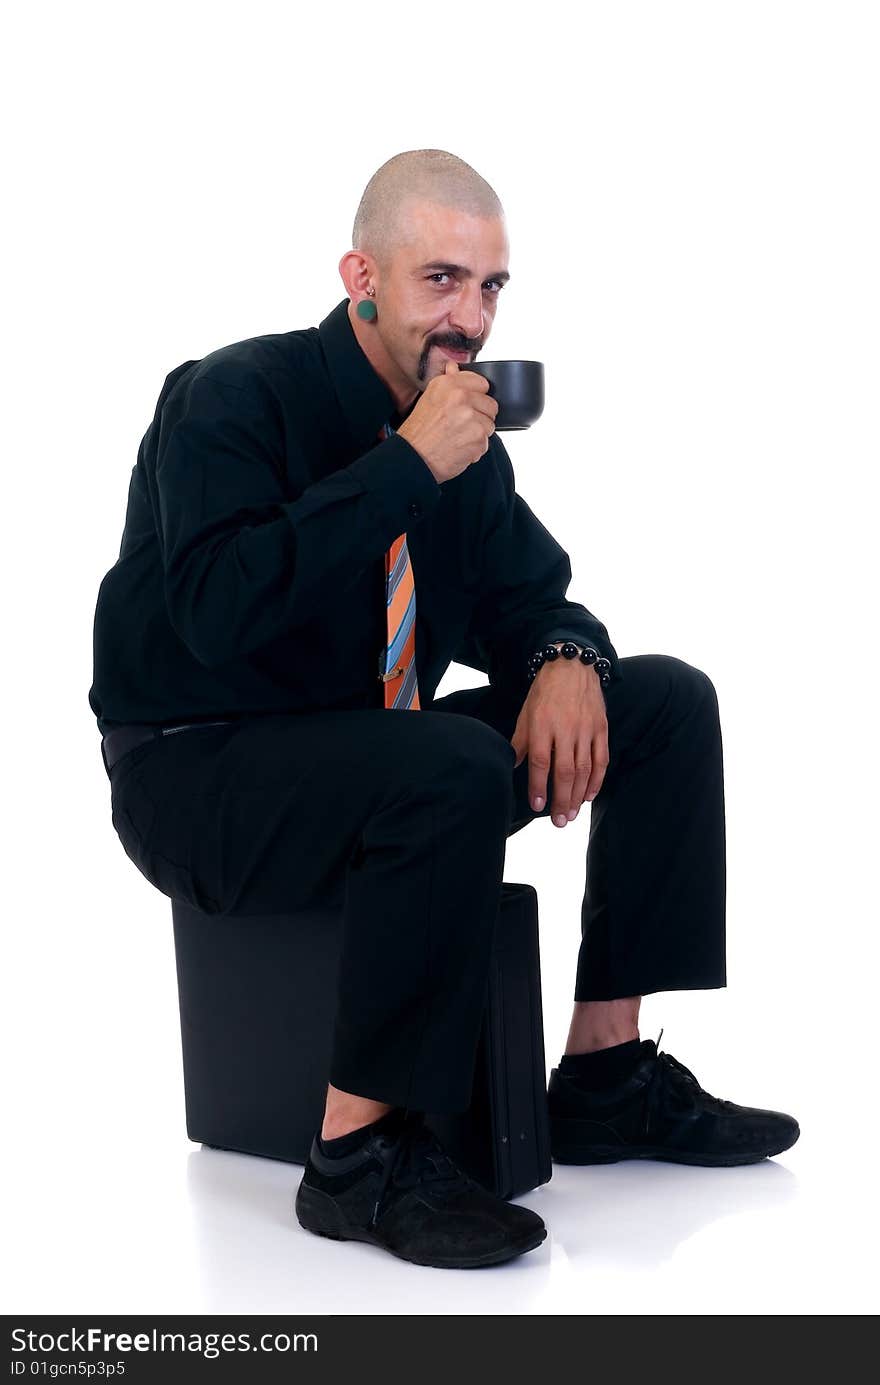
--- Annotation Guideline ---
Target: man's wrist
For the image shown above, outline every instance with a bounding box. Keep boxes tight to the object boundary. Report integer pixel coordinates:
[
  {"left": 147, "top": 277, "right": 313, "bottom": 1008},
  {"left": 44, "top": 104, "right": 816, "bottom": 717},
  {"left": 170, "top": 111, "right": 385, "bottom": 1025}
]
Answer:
[
  {"left": 539, "top": 642, "right": 596, "bottom": 673},
  {"left": 526, "top": 639, "right": 612, "bottom": 690}
]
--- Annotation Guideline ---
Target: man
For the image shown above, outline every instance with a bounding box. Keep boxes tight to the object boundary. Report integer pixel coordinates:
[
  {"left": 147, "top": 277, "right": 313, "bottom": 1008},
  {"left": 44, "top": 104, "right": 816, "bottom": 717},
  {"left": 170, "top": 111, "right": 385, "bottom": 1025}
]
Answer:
[{"left": 89, "top": 148, "right": 798, "bottom": 1271}]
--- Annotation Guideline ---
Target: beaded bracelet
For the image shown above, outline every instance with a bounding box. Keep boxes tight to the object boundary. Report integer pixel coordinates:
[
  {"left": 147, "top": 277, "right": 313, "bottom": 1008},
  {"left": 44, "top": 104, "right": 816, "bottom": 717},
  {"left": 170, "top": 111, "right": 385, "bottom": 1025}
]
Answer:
[{"left": 526, "top": 640, "right": 613, "bottom": 688}]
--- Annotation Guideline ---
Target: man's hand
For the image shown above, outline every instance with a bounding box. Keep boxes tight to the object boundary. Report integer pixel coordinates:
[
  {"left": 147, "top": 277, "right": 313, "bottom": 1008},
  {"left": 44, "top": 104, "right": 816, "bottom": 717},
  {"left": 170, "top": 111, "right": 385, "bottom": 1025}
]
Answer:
[
  {"left": 396, "top": 360, "right": 498, "bottom": 484},
  {"left": 510, "top": 659, "right": 609, "bottom": 824}
]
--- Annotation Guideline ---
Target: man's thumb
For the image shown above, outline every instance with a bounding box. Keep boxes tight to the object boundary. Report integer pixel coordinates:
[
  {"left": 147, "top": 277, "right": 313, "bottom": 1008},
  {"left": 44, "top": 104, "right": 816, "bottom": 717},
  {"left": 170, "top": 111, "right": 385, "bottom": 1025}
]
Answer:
[{"left": 444, "top": 358, "right": 459, "bottom": 373}]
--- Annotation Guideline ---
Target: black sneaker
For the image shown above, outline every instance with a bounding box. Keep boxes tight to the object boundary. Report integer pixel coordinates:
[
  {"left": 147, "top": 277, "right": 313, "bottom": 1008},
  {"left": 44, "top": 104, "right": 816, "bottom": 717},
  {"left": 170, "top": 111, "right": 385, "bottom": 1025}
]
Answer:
[
  {"left": 548, "top": 1037, "right": 800, "bottom": 1167},
  {"left": 295, "top": 1109, "right": 547, "bottom": 1269}
]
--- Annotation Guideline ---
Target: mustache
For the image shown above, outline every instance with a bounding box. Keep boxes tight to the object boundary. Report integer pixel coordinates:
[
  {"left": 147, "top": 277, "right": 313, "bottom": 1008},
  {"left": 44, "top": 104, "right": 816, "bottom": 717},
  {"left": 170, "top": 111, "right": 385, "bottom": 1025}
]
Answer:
[
  {"left": 416, "top": 335, "right": 481, "bottom": 383},
  {"left": 431, "top": 336, "right": 481, "bottom": 353}
]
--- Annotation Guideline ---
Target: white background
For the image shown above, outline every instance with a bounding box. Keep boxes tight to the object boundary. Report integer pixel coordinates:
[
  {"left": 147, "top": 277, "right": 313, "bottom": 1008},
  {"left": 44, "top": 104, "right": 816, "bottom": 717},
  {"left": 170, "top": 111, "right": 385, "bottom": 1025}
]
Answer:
[{"left": 3, "top": 0, "right": 877, "bottom": 1316}]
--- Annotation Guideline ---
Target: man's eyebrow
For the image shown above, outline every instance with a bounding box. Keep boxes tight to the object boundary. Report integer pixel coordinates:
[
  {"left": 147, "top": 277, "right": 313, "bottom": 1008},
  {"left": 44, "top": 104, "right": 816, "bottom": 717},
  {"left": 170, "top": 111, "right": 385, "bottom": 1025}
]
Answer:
[{"left": 415, "top": 261, "right": 511, "bottom": 284}]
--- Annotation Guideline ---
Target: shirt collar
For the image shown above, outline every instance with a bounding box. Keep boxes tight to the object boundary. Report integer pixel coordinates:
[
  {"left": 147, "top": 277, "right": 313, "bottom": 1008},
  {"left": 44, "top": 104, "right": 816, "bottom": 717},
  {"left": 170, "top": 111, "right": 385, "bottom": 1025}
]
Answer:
[{"left": 318, "top": 296, "right": 408, "bottom": 451}]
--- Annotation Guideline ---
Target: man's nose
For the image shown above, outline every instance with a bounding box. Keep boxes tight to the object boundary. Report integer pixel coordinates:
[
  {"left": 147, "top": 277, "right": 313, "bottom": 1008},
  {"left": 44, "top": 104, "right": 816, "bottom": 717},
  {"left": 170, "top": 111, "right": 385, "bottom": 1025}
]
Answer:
[{"left": 449, "top": 284, "right": 485, "bottom": 344}]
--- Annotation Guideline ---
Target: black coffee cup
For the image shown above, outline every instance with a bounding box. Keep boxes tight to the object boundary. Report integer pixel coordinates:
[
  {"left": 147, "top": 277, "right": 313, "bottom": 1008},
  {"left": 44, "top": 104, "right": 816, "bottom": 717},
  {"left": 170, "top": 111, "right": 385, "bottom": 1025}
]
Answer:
[{"left": 459, "top": 360, "right": 545, "bottom": 430}]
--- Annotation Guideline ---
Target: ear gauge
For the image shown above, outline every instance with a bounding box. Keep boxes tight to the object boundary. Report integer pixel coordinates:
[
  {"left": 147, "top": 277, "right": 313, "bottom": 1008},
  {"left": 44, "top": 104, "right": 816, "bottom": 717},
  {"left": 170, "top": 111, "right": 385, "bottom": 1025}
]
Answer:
[{"left": 357, "top": 295, "right": 378, "bottom": 321}]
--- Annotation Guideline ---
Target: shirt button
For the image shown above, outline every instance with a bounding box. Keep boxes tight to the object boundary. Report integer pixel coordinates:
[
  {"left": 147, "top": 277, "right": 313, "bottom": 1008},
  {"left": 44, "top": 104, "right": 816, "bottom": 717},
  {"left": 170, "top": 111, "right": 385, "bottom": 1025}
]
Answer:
[{"left": 408, "top": 502, "right": 422, "bottom": 518}]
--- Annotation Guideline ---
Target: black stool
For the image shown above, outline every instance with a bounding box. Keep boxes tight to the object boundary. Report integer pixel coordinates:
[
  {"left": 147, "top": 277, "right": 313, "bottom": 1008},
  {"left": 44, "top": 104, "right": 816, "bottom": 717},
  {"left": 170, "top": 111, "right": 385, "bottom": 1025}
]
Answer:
[{"left": 171, "top": 881, "right": 552, "bottom": 1198}]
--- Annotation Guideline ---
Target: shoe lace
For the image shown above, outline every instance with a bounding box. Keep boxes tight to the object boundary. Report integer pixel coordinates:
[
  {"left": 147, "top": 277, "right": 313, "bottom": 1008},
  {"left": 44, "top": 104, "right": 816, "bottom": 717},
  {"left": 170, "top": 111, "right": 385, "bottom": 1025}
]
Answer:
[
  {"left": 644, "top": 1028, "right": 701, "bottom": 1134},
  {"left": 644, "top": 1028, "right": 738, "bottom": 1133},
  {"left": 371, "top": 1112, "right": 470, "bottom": 1227}
]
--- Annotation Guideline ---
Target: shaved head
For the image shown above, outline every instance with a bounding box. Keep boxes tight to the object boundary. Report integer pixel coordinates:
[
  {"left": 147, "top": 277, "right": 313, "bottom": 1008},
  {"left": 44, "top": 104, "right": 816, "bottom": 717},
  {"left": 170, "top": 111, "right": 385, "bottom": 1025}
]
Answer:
[{"left": 352, "top": 149, "right": 505, "bottom": 273}]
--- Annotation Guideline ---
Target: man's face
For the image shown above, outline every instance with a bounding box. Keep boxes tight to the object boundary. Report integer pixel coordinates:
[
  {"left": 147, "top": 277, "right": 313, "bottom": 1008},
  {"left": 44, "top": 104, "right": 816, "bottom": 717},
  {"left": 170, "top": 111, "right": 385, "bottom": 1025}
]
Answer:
[{"left": 377, "top": 200, "right": 510, "bottom": 391}]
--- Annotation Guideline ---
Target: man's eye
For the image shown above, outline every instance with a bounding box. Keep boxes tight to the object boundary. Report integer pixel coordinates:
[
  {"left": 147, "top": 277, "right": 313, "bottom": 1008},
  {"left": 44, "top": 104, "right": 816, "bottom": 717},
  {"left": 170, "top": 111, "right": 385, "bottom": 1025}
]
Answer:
[{"left": 428, "top": 273, "right": 505, "bottom": 293}]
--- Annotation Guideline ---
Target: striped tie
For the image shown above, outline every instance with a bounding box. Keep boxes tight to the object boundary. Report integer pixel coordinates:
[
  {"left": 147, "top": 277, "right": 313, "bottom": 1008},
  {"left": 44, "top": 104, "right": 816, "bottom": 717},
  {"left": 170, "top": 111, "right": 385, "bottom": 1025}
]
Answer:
[{"left": 377, "top": 420, "right": 421, "bottom": 710}]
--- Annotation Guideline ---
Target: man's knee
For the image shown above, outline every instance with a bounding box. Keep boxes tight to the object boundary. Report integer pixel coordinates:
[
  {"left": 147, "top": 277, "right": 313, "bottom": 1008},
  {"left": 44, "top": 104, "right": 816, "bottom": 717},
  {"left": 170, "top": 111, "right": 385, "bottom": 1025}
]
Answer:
[
  {"left": 660, "top": 655, "right": 719, "bottom": 716},
  {"left": 422, "top": 709, "right": 517, "bottom": 794}
]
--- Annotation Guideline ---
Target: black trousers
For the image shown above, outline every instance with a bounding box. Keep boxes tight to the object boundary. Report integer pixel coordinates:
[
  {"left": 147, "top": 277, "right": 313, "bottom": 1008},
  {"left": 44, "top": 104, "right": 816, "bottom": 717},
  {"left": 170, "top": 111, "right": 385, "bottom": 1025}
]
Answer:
[{"left": 106, "top": 654, "right": 726, "bottom": 1113}]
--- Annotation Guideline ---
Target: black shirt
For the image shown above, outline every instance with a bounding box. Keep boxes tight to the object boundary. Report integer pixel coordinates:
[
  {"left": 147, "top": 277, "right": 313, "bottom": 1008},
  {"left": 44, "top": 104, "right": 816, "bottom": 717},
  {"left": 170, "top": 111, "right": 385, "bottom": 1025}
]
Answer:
[{"left": 88, "top": 296, "right": 621, "bottom": 737}]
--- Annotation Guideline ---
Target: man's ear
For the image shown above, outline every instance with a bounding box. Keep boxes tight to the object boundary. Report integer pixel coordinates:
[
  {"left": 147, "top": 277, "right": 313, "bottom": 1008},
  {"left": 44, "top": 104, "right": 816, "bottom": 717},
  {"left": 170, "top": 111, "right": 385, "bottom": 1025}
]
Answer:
[{"left": 338, "top": 248, "right": 378, "bottom": 300}]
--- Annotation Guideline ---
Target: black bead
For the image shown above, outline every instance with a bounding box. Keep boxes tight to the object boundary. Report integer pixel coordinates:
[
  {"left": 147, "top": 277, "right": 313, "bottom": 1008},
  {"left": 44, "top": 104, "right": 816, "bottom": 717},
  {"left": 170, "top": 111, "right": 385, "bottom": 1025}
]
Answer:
[
  {"left": 527, "top": 668, "right": 537, "bottom": 682},
  {"left": 528, "top": 651, "right": 545, "bottom": 668},
  {"left": 560, "top": 642, "right": 580, "bottom": 659},
  {"left": 542, "top": 645, "right": 560, "bottom": 661},
  {"left": 579, "top": 647, "right": 598, "bottom": 665},
  {"left": 595, "top": 657, "right": 612, "bottom": 675}
]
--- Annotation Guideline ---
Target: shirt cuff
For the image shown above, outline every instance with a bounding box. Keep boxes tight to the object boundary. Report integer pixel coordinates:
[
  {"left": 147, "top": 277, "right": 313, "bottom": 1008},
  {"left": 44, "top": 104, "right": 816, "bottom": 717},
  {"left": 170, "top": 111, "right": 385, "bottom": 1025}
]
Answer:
[{"left": 347, "top": 431, "right": 443, "bottom": 534}]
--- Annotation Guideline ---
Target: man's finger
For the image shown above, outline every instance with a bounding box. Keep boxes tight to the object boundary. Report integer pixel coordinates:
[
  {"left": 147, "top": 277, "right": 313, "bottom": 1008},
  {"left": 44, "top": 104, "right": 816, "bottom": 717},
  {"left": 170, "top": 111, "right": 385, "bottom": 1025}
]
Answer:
[
  {"left": 528, "top": 735, "right": 552, "bottom": 812},
  {"left": 584, "top": 727, "right": 610, "bottom": 802},
  {"left": 569, "top": 737, "right": 593, "bottom": 819},
  {"left": 550, "top": 747, "right": 578, "bottom": 826}
]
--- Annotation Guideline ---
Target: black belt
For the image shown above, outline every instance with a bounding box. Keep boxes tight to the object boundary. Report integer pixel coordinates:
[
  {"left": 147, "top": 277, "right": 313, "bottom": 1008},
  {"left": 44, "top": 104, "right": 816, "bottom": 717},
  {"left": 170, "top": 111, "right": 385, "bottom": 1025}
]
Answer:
[{"left": 101, "top": 720, "right": 235, "bottom": 777}]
